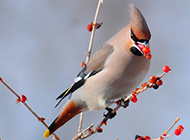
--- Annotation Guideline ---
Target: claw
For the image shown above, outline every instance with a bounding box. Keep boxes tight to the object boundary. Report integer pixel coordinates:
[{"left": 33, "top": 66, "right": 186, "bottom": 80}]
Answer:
[
  {"left": 119, "top": 99, "right": 130, "bottom": 108},
  {"left": 104, "top": 107, "right": 116, "bottom": 119}
]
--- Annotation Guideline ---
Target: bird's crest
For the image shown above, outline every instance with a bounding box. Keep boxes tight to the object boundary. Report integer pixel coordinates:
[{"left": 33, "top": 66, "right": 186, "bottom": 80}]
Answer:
[{"left": 129, "top": 4, "right": 151, "bottom": 40}]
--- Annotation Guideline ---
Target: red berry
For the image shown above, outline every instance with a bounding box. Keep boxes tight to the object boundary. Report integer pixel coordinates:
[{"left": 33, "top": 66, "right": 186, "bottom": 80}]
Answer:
[
  {"left": 81, "top": 61, "right": 85, "bottom": 68},
  {"left": 149, "top": 75, "right": 157, "bottom": 84},
  {"left": 115, "top": 101, "right": 120, "bottom": 105},
  {"left": 162, "top": 66, "right": 171, "bottom": 73},
  {"left": 162, "top": 130, "right": 167, "bottom": 136},
  {"left": 97, "top": 128, "right": 103, "bottom": 133},
  {"left": 136, "top": 138, "right": 142, "bottom": 140},
  {"left": 177, "top": 125, "right": 184, "bottom": 131},
  {"left": 130, "top": 96, "right": 137, "bottom": 103},
  {"left": 135, "top": 88, "right": 140, "bottom": 92},
  {"left": 100, "top": 120, "right": 107, "bottom": 126},
  {"left": 174, "top": 129, "right": 181, "bottom": 136},
  {"left": 160, "top": 136, "right": 164, "bottom": 140},
  {"left": 87, "top": 23, "right": 93, "bottom": 32},
  {"left": 156, "top": 79, "right": 163, "bottom": 86},
  {"left": 88, "top": 128, "right": 92, "bottom": 132},
  {"left": 144, "top": 136, "right": 151, "bottom": 140},
  {"left": 146, "top": 54, "right": 152, "bottom": 59},
  {"left": 38, "top": 117, "right": 45, "bottom": 122},
  {"left": 16, "top": 98, "right": 20, "bottom": 103},
  {"left": 142, "top": 47, "right": 150, "bottom": 54},
  {"left": 141, "top": 82, "right": 147, "bottom": 88},
  {"left": 20, "top": 94, "right": 27, "bottom": 102}
]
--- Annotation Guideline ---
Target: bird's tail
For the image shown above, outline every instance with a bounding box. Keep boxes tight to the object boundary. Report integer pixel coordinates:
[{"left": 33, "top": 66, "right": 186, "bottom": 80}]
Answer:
[{"left": 44, "top": 100, "right": 82, "bottom": 138}]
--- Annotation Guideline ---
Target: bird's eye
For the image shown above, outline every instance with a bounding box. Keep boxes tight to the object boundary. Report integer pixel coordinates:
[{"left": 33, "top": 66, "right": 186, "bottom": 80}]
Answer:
[
  {"left": 130, "top": 29, "right": 138, "bottom": 42},
  {"left": 130, "top": 29, "right": 149, "bottom": 43}
]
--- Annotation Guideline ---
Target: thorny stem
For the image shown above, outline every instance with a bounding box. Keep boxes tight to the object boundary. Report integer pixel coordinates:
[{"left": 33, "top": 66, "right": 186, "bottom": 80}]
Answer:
[
  {"left": 77, "top": 0, "right": 103, "bottom": 136},
  {"left": 0, "top": 78, "right": 60, "bottom": 140}
]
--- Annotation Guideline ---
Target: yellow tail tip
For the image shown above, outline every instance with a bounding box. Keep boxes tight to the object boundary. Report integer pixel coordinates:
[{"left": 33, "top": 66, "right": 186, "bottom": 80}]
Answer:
[{"left": 44, "top": 129, "right": 50, "bottom": 138}]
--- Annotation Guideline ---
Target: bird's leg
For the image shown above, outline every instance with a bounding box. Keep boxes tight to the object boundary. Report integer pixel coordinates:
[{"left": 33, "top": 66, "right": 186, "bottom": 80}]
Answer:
[
  {"left": 103, "top": 107, "right": 116, "bottom": 119},
  {"left": 119, "top": 98, "right": 130, "bottom": 108}
]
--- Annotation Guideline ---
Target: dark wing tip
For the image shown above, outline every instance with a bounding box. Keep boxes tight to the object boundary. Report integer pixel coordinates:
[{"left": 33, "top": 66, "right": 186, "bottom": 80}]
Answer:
[{"left": 54, "top": 97, "right": 64, "bottom": 108}]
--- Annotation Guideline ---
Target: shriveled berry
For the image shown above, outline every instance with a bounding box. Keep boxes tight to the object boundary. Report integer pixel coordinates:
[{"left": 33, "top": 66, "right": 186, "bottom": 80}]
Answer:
[
  {"left": 95, "top": 22, "right": 103, "bottom": 29},
  {"left": 0, "top": 77, "right": 3, "bottom": 82},
  {"left": 97, "top": 128, "right": 103, "bottom": 133},
  {"left": 53, "top": 135, "right": 58, "bottom": 140},
  {"left": 20, "top": 94, "right": 27, "bottom": 102},
  {"left": 156, "top": 79, "right": 163, "bottom": 86},
  {"left": 174, "top": 129, "right": 181, "bottom": 136},
  {"left": 88, "top": 128, "right": 92, "bottom": 132},
  {"left": 153, "top": 84, "right": 159, "bottom": 89},
  {"left": 142, "top": 47, "right": 150, "bottom": 54},
  {"left": 162, "top": 66, "right": 171, "bottom": 73},
  {"left": 146, "top": 54, "right": 152, "bottom": 59},
  {"left": 135, "top": 135, "right": 141, "bottom": 140},
  {"left": 149, "top": 75, "right": 157, "bottom": 84}
]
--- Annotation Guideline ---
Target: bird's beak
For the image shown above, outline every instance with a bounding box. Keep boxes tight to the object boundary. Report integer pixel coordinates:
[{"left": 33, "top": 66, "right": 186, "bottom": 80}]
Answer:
[{"left": 134, "top": 41, "right": 149, "bottom": 55}]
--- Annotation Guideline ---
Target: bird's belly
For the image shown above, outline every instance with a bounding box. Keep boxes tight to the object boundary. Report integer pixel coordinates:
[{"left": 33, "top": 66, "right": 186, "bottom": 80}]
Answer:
[{"left": 82, "top": 72, "right": 144, "bottom": 111}]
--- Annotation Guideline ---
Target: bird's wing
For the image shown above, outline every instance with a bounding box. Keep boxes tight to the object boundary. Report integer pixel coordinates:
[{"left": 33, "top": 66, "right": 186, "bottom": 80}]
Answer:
[{"left": 54, "top": 44, "right": 114, "bottom": 108}]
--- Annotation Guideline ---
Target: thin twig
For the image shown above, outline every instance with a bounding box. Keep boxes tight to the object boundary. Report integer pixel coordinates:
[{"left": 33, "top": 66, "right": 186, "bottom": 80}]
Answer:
[
  {"left": 0, "top": 78, "right": 60, "bottom": 140},
  {"left": 85, "top": 0, "right": 103, "bottom": 63},
  {"left": 77, "top": 0, "right": 103, "bottom": 137},
  {"left": 166, "top": 117, "right": 180, "bottom": 134},
  {"left": 152, "top": 117, "right": 180, "bottom": 140}
]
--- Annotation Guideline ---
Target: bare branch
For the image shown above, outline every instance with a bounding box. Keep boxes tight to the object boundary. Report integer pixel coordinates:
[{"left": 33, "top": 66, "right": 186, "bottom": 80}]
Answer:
[{"left": 0, "top": 78, "right": 60, "bottom": 140}]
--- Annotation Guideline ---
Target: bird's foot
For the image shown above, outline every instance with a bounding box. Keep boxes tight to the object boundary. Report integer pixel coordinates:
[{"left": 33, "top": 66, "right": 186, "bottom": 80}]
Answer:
[
  {"left": 104, "top": 107, "right": 116, "bottom": 119},
  {"left": 119, "top": 99, "right": 130, "bottom": 108}
]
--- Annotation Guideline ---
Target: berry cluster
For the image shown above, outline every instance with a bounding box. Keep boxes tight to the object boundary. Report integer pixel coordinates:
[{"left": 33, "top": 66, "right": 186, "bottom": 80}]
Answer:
[
  {"left": 130, "top": 66, "right": 171, "bottom": 104},
  {"left": 174, "top": 125, "right": 184, "bottom": 136},
  {"left": 142, "top": 46, "right": 151, "bottom": 59},
  {"left": 148, "top": 65, "right": 170, "bottom": 90},
  {"left": 135, "top": 135, "right": 151, "bottom": 140},
  {"left": 148, "top": 75, "right": 163, "bottom": 89},
  {"left": 130, "top": 90, "right": 138, "bottom": 103},
  {"left": 87, "top": 22, "right": 103, "bottom": 32},
  {"left": 135, "top": 125, "right": 184, "bottom": 140}
]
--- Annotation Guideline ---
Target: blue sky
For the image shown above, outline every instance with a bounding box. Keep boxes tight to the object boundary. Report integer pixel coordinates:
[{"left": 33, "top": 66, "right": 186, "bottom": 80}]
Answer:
[{"left": 0, "top": 0, "right": 189, "bottom": 140}]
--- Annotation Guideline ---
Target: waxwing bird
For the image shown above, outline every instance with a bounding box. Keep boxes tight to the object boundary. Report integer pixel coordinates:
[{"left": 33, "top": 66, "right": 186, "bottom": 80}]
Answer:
[{"left": 44, "top": 4, "right": 151, "bottom": 138}]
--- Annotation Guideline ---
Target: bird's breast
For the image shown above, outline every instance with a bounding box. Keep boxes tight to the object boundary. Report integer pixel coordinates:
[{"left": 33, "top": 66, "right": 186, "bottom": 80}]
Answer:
[{"left": 82, "top": 52, "right": 150, "bottom": 111}]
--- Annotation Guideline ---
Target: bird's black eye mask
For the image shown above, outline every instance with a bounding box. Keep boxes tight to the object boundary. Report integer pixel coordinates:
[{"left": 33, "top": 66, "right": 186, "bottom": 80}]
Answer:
[{"left": 130, "top": 29, "right": 149, "bottom": 43}]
